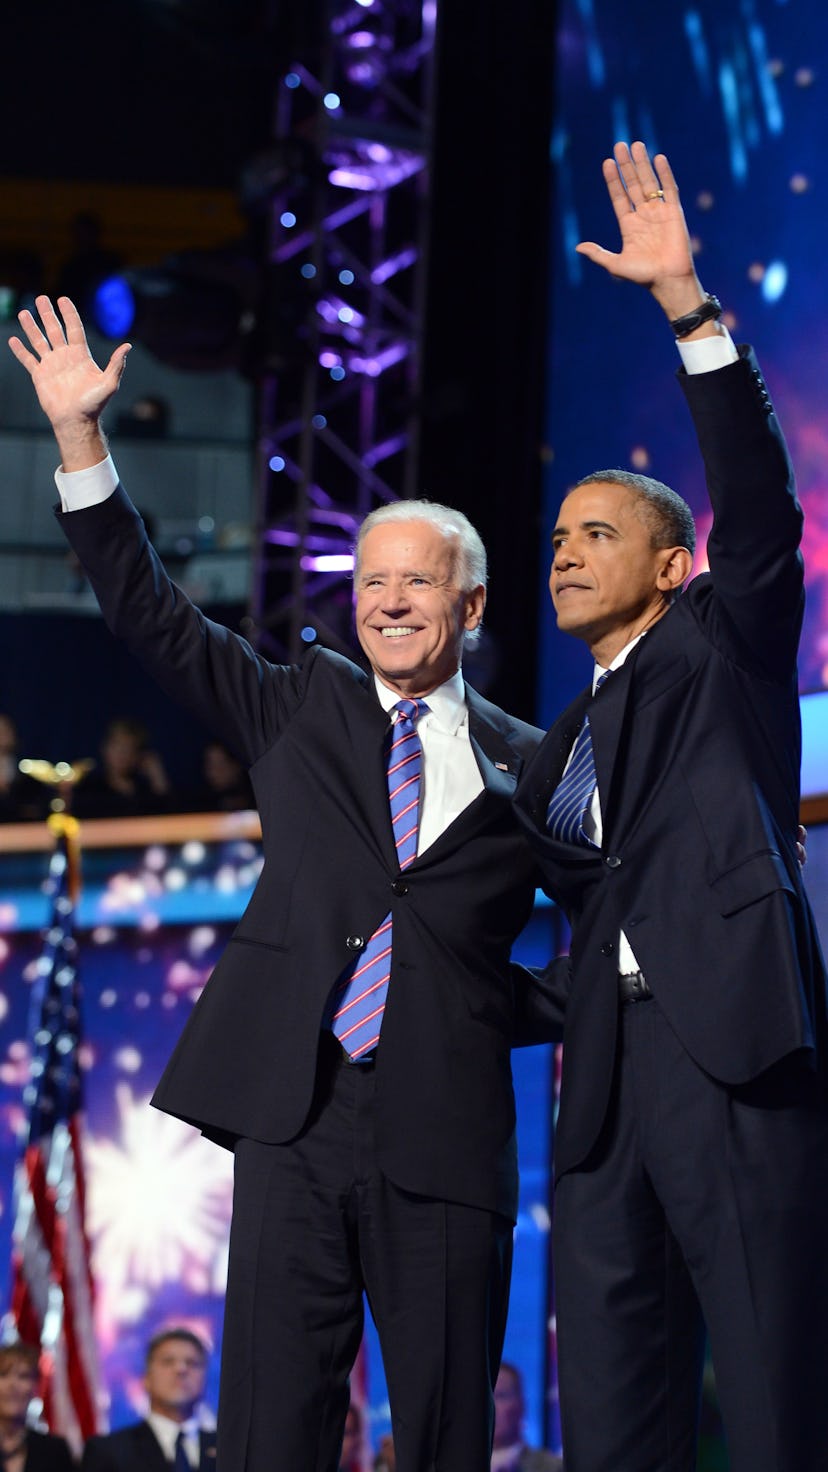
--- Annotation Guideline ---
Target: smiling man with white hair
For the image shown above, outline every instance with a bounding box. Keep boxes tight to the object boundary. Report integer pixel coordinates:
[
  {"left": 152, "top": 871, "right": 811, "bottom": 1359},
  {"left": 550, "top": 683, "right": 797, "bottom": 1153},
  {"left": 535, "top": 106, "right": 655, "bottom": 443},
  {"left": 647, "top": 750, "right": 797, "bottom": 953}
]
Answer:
[{"left": 9, "top": 294, "right": 568, "bottom": 1472}]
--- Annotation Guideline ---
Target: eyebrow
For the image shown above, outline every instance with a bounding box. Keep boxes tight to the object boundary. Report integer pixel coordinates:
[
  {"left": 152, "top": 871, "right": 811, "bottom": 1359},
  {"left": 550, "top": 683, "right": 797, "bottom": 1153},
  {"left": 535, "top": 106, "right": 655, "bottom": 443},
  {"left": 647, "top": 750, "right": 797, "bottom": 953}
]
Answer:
[
  {"left": 358, "top": 567, "right": 435, "bottom": 582},
  {"left": 552, "top": 518, "right": 620, "bottom": 539}
]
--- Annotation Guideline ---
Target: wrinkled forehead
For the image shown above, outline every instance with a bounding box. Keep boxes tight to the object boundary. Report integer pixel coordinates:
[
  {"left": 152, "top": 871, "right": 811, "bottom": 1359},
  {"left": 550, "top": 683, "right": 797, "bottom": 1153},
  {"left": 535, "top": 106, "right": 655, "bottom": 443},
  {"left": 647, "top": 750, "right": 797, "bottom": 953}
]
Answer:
[{"left": 357, "top": 518, "right": 459, "bottom": 574}]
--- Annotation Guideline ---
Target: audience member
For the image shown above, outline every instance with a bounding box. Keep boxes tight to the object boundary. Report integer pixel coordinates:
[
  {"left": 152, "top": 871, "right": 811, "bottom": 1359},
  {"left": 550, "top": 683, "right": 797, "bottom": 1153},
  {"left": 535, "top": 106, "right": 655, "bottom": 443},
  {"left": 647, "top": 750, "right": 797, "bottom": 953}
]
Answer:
[
  {"left": 81, "top": 1329, "right": 214, "bottom": 1472},
  {"left": 0, "top": 1342, "right": 73, "bottom": 1471},
  {"left": 184, "top": 741, "right": 254, "bottom": 813},
  {"left": 114, "top": 396, "right": 170, "bottom": 441},
  {"left": 0, "top": 715, "right": 50, "bottom": 824},
  {"left": 492, "top": 1363, "right": 562, "bottom": 1472},
  {"left": 373, "top": 1433, "right": 396, "bottom": 1472},
  {"left": 73, "top": 719, "right": 171, "bottom": 819},
  {"left": 52, "top": 213, "right": 122, "bottom": 320},
  {"left": 338, "top": 1402, "right": 366, "bottom": 1472}
]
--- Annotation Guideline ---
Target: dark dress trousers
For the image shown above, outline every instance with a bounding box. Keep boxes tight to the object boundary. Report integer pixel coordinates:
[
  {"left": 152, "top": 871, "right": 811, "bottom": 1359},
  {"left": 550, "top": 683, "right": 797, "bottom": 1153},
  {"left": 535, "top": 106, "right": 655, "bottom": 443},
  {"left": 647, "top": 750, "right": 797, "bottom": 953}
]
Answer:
[
  {"left": 58, "top": 489, "right": 567, "bottom": 1472},
  {"left": 81, "top": 1423, "right": 216, "bottom": 1472},
  {"left": 514, "top": 349, "right": 828, "bottom": 1472}
]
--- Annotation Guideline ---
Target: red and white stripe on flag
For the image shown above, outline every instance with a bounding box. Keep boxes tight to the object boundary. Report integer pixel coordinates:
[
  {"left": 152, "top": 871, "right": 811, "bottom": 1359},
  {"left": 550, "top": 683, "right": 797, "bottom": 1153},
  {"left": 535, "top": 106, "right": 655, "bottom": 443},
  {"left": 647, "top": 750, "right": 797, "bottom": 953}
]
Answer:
[{"left": 6, "top": 816, "right": 105, "bottom": 1455}]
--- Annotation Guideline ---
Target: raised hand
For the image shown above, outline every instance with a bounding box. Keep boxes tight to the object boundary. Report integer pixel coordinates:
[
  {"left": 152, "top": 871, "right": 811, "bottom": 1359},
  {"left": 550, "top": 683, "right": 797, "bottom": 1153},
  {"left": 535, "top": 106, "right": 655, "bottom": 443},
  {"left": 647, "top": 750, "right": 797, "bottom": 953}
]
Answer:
[
  {"left": 8, "top": 295, "right": 130, "bottom": 470},
  {"left": 576, "top": 142, "right": 707, "bottom": 321}
]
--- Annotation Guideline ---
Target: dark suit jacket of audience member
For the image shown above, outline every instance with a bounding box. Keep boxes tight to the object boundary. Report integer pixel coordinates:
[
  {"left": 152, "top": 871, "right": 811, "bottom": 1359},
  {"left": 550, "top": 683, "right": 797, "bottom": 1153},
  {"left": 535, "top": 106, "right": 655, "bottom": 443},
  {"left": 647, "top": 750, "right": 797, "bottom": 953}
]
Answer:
[
  {"left": 81, "top": 1422, "right": 216, "bottom": 1472},
  {"left": 15, "top": 1431, "right": 74, "bottom": 1472}
]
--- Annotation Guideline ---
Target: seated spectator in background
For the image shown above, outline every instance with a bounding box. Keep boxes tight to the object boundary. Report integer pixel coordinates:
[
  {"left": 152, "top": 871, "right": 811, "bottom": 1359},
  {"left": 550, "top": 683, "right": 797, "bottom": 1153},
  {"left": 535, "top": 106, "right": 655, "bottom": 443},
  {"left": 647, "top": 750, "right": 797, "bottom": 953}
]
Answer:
[
  {"left": 81, "top": 1329, "right": 214, "bottom": 1472},
  {"left": 73, "top": 719, "right": 171, "bottom": 820},
  {"left": 492, "top": 1363, "right": 562, "bottom": 1472},
  {"left": 0, "top": 715, "right": 50, "bottom": 824},
  {"left": 52, "top": 213, "right": 122, "bottom": 320},
  {"left": 0, "top": 1342, "right": 73, "bottom": 1471},
  {"left": 114, "top": 395, "right": 170, "bottom": 441},
  {"left": 373, "top": 1433, "right": 395, "bottom": 1472},
  {"left": 184, "top": 741, "right": 254, "bottom": 813},
  {"left": 338, "top": 1403, "right": 365, "bottom": 1472}
]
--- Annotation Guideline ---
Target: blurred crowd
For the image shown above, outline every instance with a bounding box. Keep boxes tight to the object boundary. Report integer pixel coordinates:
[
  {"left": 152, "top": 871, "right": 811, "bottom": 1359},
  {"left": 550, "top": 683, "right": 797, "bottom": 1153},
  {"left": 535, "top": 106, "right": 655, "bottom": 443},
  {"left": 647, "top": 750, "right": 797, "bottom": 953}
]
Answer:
[
  {"left": 0, "top": 712, "right": 254, "bottom": 825},
  {"left": 0, "top": 1333, "right": 561, "bottom": 1471}
]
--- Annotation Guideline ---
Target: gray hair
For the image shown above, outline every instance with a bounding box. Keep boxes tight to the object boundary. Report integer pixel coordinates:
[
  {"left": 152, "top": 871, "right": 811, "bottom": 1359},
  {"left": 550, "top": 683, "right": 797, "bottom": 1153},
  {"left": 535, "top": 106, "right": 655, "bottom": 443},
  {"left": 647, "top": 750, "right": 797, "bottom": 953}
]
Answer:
[{"left": 354, "top": 499, "right": 487, "bottom": 643}]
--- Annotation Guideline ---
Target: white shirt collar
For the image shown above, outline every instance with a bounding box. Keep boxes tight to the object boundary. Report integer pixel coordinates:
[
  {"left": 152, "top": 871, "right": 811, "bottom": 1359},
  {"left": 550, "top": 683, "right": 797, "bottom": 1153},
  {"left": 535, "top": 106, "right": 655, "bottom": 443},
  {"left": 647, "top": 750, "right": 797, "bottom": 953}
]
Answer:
[
  {"left": 593, "top": 631, "right": 647, "bottom": 692},
  {"left": 373, "top": 669, "right": 467, "bottom": 735},
  {"left": 146, "top": 1411, "right": 201, "bottom": 1459}
]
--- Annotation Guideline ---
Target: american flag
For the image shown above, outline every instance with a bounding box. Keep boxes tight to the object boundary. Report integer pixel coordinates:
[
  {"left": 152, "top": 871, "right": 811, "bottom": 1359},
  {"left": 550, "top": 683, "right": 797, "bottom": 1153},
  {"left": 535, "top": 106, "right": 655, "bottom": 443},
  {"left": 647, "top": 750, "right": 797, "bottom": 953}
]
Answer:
[{"left": 7, "top": 814, "right": 104, "bottom": 1453}]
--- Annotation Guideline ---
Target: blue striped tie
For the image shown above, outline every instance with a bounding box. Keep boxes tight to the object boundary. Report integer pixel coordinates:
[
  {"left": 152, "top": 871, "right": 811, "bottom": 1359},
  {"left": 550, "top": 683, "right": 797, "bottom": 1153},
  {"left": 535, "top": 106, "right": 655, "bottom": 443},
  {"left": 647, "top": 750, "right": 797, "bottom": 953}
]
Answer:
[
  {"left": 546, "top": 675, "right": 607, "bottom": 847},
  {"left": 332, "top": 698, "right": 427, "bottom": 1059}
]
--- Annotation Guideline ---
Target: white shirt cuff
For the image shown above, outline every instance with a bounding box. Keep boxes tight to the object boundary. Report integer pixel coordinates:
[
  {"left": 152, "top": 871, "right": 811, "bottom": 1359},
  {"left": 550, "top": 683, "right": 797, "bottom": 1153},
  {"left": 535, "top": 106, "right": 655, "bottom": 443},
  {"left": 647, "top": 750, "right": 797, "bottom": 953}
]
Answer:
[
  {"left": 677, "top": 326, "right": 739, "bottom": 375},
  {"left": 54, "top": 455, "right": 119, "bottom": 512}
]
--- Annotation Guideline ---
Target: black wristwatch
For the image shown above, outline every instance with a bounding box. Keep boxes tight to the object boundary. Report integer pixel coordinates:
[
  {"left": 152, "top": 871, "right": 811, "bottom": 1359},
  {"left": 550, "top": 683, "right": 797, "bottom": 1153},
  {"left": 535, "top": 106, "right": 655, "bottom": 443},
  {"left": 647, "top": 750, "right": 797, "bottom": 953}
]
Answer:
[{"left": 669, "top": 293, "right": 723, "bottom": 339}]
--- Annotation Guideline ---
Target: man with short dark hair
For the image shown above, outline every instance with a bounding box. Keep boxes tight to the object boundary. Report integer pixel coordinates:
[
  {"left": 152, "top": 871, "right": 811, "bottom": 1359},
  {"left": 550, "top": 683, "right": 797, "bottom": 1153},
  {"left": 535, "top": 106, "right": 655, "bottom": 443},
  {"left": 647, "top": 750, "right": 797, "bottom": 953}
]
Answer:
[
  {"left": 515, "top": 141, "right": 828, "bottom": 1472},
  {"left": 81, "top": 1330, "right": 214, "bottom": 1471},
  {"left": 491, "top": 1363, "right": 561, "bottom": 1472}
]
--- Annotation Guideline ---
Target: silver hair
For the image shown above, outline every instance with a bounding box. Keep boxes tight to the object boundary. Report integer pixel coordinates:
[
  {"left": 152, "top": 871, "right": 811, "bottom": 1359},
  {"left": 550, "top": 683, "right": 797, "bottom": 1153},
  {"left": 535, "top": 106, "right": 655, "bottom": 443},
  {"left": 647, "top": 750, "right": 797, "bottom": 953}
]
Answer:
[{"left": 354, "top": 498, "right": 487, "bottom": 643}]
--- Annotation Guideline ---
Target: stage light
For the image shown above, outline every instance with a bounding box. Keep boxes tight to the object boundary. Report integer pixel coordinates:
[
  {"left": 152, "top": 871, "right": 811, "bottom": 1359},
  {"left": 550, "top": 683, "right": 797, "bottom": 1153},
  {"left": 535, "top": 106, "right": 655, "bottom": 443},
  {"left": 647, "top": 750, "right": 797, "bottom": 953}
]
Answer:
[
  {"left": 90, "top": 266, "right": 245, "bottom": 371},
  {"left": 761, "top": 261, "right": 788, "bottom": 303},
  {"left": 93, "top": 276, "right": 136, "bottom": 338}
]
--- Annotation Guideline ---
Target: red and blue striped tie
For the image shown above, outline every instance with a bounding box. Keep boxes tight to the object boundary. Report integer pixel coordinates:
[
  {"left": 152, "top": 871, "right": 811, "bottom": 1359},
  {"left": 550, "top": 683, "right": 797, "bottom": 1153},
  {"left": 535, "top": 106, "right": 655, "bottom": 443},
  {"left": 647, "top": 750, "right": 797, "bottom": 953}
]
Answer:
[{"left": 332, "top": 698, "right": 428, "bottom": 1060}]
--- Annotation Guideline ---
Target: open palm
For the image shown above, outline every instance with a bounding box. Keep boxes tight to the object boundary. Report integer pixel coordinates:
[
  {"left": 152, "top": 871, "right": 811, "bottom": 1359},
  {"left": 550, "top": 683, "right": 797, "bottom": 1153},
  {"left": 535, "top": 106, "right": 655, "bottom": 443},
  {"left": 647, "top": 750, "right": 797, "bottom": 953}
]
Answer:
[
  {"left": 576, "top": 142, "right": 696, "bottom": 290},
  {"left": 8, "top": 295, "right": 130, "bottom": 432}
]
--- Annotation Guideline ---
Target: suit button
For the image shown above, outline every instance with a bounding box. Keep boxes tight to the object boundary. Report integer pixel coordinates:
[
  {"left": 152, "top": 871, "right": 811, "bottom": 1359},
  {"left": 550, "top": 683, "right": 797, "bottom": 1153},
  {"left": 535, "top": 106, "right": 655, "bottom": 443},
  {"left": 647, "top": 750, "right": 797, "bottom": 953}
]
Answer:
[
  {"left": 601, "top": 941, "right": 615, "bottom": 956},
  {"left": 391, "top": 879, "right": 409, "bottom": 897},
  {"left": 605, "top": 854, "right": 621, "bottom": 868},
  {"left": 345, "top": 935, "right": 364, "bottom": 951}
]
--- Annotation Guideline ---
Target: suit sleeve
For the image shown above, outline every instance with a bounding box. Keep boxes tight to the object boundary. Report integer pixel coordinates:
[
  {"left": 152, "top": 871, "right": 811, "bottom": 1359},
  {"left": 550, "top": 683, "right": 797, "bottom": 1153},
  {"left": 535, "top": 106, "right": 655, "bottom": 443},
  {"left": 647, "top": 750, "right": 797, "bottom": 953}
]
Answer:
[
  {"left": 26, "top": 1435, "right": 76, "bottom": 1471},
  {"left": 49, "top": 1437, "right": 75, "bottom": 1471},
  {"left": 79, "top": 1438, "right": 116, "bottom": 1472},
  {"left": 679, "top": 346, "right": 804, "bottom": 682},
  {"left": 56, "top": 484, "right": 305, "bottom": 767},
  {"left": 511, "top": 956, "right": 570, "bottom": 1046}
]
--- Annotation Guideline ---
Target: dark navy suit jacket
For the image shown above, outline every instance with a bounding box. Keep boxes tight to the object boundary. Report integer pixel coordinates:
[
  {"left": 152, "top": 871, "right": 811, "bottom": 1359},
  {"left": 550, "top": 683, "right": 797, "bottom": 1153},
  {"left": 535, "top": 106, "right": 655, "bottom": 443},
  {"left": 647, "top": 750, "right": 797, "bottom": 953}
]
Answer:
[
  {"left": 58, "top": 492, "right": 569, "bottom": 1221},
  {"left": 80, "top": 1423, "right": 216, "bottom": 1472},
  {"left": 514, "top": 347, "right": 828, "bottom": 1179}
]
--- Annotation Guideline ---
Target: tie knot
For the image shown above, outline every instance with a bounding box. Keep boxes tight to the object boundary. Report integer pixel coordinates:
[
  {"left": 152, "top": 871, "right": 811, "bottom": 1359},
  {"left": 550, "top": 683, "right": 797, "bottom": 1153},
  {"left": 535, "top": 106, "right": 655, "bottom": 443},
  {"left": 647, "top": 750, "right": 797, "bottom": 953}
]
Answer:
[
  {"left": 594, "top": 670, "right": 610, "bottom": 691},
  {"left": 394, "top": 698, "right": 428, "bottom": 725}
]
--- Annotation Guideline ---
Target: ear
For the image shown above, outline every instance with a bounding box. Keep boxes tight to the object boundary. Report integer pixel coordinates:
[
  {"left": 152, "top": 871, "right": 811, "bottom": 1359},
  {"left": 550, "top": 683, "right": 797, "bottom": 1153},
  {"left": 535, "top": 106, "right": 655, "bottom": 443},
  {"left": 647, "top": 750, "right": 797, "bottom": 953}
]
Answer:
[
  {"left": 656, "top": 545, "right": 693, "bottom": 594},
  {"left": 464, "top": 584, "right": 486, "bottom": 630}
]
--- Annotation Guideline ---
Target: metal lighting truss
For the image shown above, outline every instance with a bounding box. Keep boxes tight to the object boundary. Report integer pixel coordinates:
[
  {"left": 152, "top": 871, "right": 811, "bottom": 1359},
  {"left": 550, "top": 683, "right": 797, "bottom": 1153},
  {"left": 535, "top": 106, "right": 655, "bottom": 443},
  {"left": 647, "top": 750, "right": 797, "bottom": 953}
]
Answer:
[{"left": 249, "top": 0, "right": 437, "bottom": 662}]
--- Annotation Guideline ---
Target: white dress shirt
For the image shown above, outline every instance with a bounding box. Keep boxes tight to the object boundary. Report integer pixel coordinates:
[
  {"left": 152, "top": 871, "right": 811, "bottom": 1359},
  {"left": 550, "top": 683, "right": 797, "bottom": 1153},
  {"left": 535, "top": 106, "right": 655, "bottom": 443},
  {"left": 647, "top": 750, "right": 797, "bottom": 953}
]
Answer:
[
  {"left": 374, "top": 670, "right": 483, "bottom": 853},
  {"left": 145, "top": 1412, "right": 202, "bottom": 1466}
]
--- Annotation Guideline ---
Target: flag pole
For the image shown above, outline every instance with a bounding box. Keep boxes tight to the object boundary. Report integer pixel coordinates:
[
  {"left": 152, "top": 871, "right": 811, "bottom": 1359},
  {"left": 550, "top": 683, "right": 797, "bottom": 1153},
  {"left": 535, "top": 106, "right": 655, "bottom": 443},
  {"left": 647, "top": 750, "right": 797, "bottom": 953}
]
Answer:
[{"left": 5, "top": 789, "right": 105, "bottom": 1454}]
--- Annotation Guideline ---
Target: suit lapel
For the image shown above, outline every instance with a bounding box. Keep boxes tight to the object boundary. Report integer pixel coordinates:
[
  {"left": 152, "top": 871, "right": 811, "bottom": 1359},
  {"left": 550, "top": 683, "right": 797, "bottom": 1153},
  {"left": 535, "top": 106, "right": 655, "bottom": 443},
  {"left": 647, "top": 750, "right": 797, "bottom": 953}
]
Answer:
[
  {"left": 133, "top": 1422, "right": 169, "bottom": 1472},
  {"left": 519, "top": 685, "right": 592, "bottom": 829},
  {"left": 338, "top": 676, "right": 398, "bottom": 861},
  {"left": 198, "top": 1431, "right": 217, "bottom": 1469},
  {"left": 405, "top": 685, "right": 528, "bottom": 863},
  {"left": 517, "top": 644, "right": 640, "bottom": 848},
  {"left": 466, "top": 685, "right": 527, "bottom": 798},
  {"left": 587, "top": 636, "right": 652, "bottom": 841}
]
